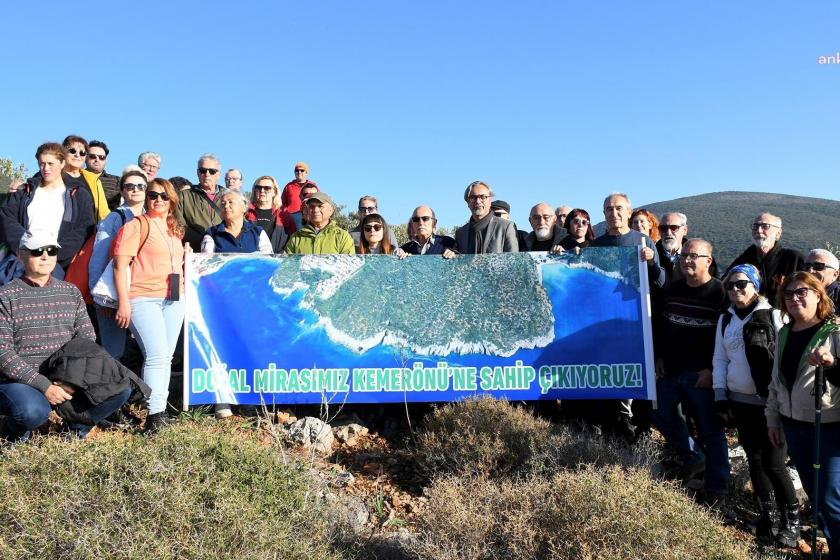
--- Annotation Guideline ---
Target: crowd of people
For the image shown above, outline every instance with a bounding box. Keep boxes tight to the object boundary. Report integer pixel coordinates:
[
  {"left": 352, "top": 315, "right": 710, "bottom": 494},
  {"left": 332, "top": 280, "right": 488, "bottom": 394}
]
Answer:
[{"left": 1, "top": 136, "right": 839, "bottom": 554}]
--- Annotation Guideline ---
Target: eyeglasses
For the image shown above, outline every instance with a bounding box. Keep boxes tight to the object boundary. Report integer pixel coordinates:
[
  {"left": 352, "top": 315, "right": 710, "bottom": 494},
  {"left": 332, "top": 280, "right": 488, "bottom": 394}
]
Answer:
[
  {"left": 751, "top": 222, "right": 778, "bottom": 231},
  {"left": 254, "top": 185, "right": 273, "bottom": 192},
  {"left": 225, "top": 176, "right": 242, "bottom": 182},
  {"left": 122, "top": 183, "right": 147, "bottom": 192},
  {"left": 726, "top": 280, "right": 751, "bottom": 291},
  {"left": 66, "top": 147, "right": 87, "bottom": 157},
  {"left": 679, "top": 253, "right": 710, "bottom": 261},
  {"left": 805, "top": 262, "right": 836, "bottom": 272},
  {"left": 141, "top": 162, "right": 160, "bottom": 171},
  {"left": 658, "top": 224, "right": 682, "bottom": 232},
  {"left": 147, "top": 191, "right": 170, "bottom": 201},
  {"left": 28, "top": 245, "right": 59, "bottom": 257},
  {"left": 570, "top": 218, "right": 589, "bottom": 226},
  {"left": 530, "top": 214, "right": 554, "bottom": 222},
  {"left": 783, "top": 287, "right": 812, "bottom": 300},
  {"left": 87, "top": 154, "right": 106, "bottom": 161},
  {"left": 411, "top": 216, "right": 433, "bottom": 223},
  {"left": 364, "top": 224, "right": 383, "bottom": 232},
  {"left": 468, "top": 194, "right": 490, "bottom": 202},
  {"left": 198, "top": 167, "right": 219, "bottom": 175},
  {"left": 358, "top": 206, "right": 376, "bottom": 213}
]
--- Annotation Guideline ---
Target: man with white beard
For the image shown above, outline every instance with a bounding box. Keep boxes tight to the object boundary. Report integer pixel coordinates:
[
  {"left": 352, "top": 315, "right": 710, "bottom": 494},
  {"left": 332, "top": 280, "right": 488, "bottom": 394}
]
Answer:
[
  {"left": 726, "top": 212, "right": 804, "bottom": 304},
  {"left": 656, "top": 212, "right": 689, "bottom": 286},
  {"left": 522, "top": 202, "right": 563, "bottom": 251}
]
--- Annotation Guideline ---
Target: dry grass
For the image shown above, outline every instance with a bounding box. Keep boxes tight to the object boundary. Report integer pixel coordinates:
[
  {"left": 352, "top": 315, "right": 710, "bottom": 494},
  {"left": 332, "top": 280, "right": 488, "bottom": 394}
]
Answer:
[
  {"left": 0, "top": 420, "right": 338, "bottom": 560},
  {"left": 411, "top": 468, "right": 752, "bottom": 560},
  {"left": 417, "top": 396, "right": 659, "bottom": 479}
]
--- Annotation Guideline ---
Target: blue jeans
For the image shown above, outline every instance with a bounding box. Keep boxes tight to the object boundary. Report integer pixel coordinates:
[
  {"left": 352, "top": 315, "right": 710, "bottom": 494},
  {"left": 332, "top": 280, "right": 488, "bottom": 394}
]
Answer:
[
  {"left": 0, "top": 381, "right": 131, "bottom": 441},
  {"left": 129, "top": 297, "right": 184, "bottom": 415},
  {"left": 95, "top": 305, "right": 128, "bottom": 359},
  {"left": 651, "top": 371, "right": 731, "bottom": 494},
  {"left": 783, "top": 419, "right": 840, "bottom": 559}
]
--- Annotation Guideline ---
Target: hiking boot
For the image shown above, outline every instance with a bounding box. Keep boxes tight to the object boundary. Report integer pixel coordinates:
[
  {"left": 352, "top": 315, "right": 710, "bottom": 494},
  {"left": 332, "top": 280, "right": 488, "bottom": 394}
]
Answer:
[
  {"left": 775, "top": 504, "right": 801, "bottom": 548},
  {"left": 702, "top": 492, "right": 737, "bottom": 524},
  {"left": 754, "top": 500, "right": 776, "bottom": 543},
  {"left": 144, "top": 412, "right": 175, "bottom": 434}
]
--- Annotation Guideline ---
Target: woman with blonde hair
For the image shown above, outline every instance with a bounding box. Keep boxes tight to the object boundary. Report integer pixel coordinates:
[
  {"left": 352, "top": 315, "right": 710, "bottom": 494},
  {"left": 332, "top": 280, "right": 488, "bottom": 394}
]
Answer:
[
  {"left": 113, "top": 178, "right": 187, "bottom": 432},
  {"left": 245, "top": 175, "right": 289, "bottom": 252}
]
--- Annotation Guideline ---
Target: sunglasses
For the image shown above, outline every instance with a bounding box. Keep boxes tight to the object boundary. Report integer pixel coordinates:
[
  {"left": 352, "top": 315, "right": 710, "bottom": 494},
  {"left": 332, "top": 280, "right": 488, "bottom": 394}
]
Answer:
[
  {"left": 679, "top": 253, "right": 709, "bottom": 261},
  {"left": 726, "top": 280, "right": 751, "bottom": 291},
  {"left": 198, "top": 167, "right": 219, "bottom": 175},
  {"left": 122, "top": 182, "right": 147, "bottom": 192},
  {"left": 570, "top": 218, "right": 589, "bottom": 226},
  {"left": 751, "top": 222, "right": 777, "bottom": 231},
  {"left": 254, "top": 185, "right": 274, "bottom": 192},
  {"left": 88, "top": 154, "right": 106, "bottom": 161},
  {"left": 147, "top": 191, "right": 170, "bottom": 201},
  {"left": 28, "top": 245, "right": 59, "bottom": 257},
  {"left": 783, "top": 287, "right": 811, "bottom": 300},
  {"left": 358, "top": 206, "right": 376, "bottom": 212},
  {"left": 805, "top": 262, "right": 835, "bottom": 272},
  {"left": 492, "top": 211, "right": 507, "bottom": 217},
  {"left": 364, "top": 224, "right": 383, "bottom": 232},
  {"left": 67, "top": 147, "right": 87, "bottom": 157},
  {"left": 658, "top": 224, "right": 682, "bottom": 232},
  {"left": 411, "top": 216, "right": 432, "bottom": 223},
  {"left": 294, "top": 168, "right": 307, "bottom": 173}
]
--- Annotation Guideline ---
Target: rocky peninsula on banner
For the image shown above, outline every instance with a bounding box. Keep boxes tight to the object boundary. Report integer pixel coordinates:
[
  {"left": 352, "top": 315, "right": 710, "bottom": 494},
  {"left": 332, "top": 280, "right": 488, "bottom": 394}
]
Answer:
[{"left": 184, "top": 248, "right": 656, "bottom": 407}]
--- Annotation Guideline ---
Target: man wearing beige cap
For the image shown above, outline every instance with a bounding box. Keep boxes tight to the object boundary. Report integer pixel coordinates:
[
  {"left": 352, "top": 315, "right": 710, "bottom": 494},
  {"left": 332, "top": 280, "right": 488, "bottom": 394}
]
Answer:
[
  {"left": 281, "top": 162, "right": 319, "bottom": 215},
  {"left": 284, "top": 192, "right": 354, "bottom": 255}
]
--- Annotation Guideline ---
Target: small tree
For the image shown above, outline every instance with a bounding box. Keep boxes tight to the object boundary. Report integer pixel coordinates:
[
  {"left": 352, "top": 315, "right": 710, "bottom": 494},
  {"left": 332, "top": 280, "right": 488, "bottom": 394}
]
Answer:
[{"left": 0, "top": 157, "right": 28, "bottom": 194}]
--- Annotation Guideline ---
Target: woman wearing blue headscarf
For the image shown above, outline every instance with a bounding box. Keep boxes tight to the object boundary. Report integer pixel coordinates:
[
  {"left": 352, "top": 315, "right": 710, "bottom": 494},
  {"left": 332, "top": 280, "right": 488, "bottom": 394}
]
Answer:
[{"left": 712, "top": 264, "right": 799, "bottom": 546}]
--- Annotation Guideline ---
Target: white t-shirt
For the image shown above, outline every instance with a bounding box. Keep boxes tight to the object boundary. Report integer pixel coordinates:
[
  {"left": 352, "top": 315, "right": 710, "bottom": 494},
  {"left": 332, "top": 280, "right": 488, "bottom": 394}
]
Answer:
[{"left": 27, "top": 184, "right": 66, "bottom": 240}]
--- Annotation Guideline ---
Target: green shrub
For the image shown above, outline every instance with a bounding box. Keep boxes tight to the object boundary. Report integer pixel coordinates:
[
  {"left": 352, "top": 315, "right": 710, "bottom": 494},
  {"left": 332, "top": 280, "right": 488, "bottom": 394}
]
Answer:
[
  {"left": 417, "top": 397, "right": 659, "bottom": 478},
  {"left": 411, "top": 467, "right": 751, "bottom": 560},
  {"left": 0, "top": 421, "right": 339, "bottom": 560}
]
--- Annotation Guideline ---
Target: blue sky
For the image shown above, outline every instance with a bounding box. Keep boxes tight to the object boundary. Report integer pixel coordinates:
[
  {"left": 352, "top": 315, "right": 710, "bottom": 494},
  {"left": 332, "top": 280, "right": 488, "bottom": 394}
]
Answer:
[{"left": 2, "top": 1, "right": 838, "bottom": 230}]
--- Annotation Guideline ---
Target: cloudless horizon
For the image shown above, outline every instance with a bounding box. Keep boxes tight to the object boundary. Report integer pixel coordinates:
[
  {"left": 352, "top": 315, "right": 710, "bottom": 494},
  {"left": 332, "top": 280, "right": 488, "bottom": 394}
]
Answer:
[{"left": 2, "top": 1, "right": 838, "bottom": 230}]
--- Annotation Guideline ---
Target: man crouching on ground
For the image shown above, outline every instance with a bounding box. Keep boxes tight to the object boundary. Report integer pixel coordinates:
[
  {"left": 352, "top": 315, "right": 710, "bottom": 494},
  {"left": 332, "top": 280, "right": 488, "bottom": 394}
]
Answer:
[{"left": 0, "top": 231, "right": 131, "bottom": 443}]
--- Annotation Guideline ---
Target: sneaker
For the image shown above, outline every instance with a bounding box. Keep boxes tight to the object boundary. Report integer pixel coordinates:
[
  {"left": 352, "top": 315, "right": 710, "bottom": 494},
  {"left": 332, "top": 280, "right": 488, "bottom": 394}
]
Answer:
[
  {"left": 214, "top": 404, "right": 233, "bottom": 420},
  {"left": 144, "top": 412, "right": 175, "bottom": 434}
]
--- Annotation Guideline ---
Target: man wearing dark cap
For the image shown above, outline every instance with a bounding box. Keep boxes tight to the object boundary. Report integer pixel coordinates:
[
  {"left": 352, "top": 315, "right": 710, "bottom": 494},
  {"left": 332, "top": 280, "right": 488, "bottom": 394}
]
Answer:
[
  {"left": 454, "top": 185, "right": 519, "bottom": 254},
  {"left": 284, "top": 192, "right": 354, "bottom": 255}
]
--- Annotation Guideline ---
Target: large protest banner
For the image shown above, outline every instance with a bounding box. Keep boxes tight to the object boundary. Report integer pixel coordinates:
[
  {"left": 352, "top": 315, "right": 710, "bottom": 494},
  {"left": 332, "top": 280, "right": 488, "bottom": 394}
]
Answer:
[{"left": 184, "top": 248, "right": 656, "bottom": 407}]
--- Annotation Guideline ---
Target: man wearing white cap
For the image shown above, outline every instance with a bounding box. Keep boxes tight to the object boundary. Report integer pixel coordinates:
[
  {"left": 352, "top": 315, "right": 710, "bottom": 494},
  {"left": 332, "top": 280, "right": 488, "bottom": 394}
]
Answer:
[{"left": 0, "top": 231, "right": 130, "bottom": 443}]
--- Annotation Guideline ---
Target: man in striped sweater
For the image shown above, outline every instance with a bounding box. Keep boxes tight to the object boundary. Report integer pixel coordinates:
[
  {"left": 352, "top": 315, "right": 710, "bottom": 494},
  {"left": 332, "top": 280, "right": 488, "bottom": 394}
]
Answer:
[{"left": 0, "top": 231, "right": 126, "bottom": 443}]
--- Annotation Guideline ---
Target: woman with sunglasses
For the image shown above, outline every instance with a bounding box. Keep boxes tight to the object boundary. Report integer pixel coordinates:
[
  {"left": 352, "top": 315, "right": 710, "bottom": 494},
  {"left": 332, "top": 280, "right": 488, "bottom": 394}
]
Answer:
[
  {"left": 1, "top": 143, "right": 95, "bottom": 280},
  {"left": 88, "top": 170, "right": 148, "bottom": 359},
  {"left": 61, "top": 135, "right": 110, "bottom": 223},
  {"left": 630, "top": 209, "right": 660, "bottom": 242},
  {"left": 766, "top": 272, "right": 840, "bottom": 555},
  {"left": 357, "top": 213, "right": 403, "bottom": 255},
  {"left": 558, "top": 209, "right": 595, "bottom": 251},
  {"left": 244, "top": 176, "right": 289, "bottom": 253},
  {"left": 112, "top": 179, "right": 187, "bottom": 432},
  {"left": 712, "top": 264, "right": 798, "bottom": 546}
]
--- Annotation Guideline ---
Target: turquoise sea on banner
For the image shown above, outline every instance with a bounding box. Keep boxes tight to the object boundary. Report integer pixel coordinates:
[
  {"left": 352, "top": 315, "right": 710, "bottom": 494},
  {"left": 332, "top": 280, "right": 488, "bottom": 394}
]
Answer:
[{"left": 188, "top": 254, "right": 649, "bottom": 405}]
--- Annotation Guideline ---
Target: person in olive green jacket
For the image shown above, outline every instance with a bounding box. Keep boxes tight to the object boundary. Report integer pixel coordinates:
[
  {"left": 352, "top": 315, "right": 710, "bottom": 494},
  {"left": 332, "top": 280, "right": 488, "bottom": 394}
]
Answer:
[
  {"left": 284, "top": 192, "right": 354, "bottom": 255},
  {"left": 176, "top": 154, "right": 225, "bottom": 251}
]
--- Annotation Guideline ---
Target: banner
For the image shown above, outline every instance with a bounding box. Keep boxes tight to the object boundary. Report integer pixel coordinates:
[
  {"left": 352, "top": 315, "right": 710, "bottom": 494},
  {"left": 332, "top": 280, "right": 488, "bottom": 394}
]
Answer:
[{"left": 184, "top": 248, "right": 656, "bottom": 407}]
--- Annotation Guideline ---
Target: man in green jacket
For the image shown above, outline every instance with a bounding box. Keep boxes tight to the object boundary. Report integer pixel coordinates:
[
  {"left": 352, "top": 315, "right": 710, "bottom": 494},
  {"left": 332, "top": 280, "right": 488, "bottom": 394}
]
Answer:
[
  {"left": 177, "top": 153, "right": 225, "bottom": 251},
  {"left": 284, "top": 192, "right": 354, "bottom": 255}
]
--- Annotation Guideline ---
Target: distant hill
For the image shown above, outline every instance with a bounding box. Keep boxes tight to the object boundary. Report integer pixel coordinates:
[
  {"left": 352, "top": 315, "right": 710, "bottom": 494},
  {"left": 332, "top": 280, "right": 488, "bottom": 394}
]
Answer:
[{"left": 595, "top": 191, "right": 840, "bottom": 270}]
